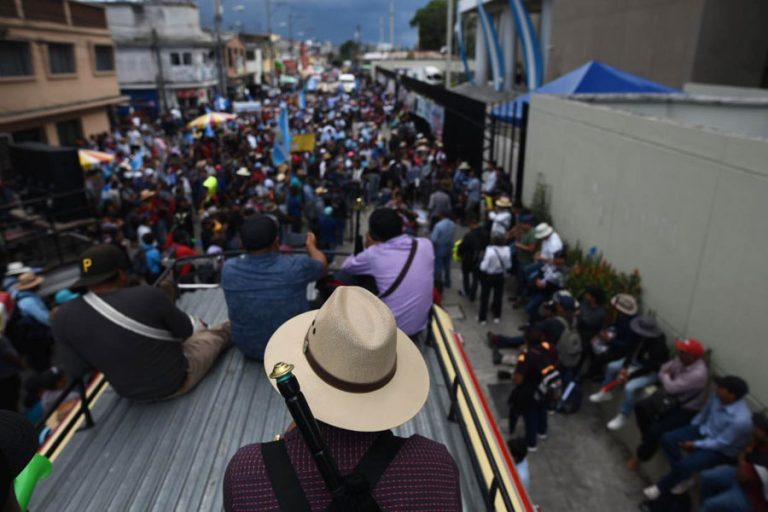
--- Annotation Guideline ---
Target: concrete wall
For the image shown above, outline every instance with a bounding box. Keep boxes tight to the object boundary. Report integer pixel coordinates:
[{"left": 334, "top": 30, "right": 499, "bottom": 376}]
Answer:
[
  {"left": 684, "top": 83, "right": 768, "bottom": 98},
  {"left": 522, "top": 95, "right": 768, "bottom": 405},
  {"left": 105, "top": 3, "right": 210, "bottom": 43}
]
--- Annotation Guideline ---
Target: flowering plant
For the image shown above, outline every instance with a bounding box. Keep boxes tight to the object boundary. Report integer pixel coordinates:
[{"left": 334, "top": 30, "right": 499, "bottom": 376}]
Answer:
[{"left": 565, "top": 243, "right": 642, "bottom": 305}]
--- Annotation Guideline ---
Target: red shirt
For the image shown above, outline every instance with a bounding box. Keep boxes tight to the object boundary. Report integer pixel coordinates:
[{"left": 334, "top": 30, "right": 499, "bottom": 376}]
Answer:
[{"left": 223, "top": 423, "right": 461, "bottom": 512}]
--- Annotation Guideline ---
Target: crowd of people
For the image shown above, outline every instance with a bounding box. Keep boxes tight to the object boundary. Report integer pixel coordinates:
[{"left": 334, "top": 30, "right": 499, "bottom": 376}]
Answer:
[{"left": 0, "top": 71, "right": 765, "bottom": 512}]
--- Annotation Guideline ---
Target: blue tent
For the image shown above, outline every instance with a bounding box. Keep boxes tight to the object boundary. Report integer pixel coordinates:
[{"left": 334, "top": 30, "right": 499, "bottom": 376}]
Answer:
[{"left": 493, "top": 60, "right": 679, "bottom": 124}]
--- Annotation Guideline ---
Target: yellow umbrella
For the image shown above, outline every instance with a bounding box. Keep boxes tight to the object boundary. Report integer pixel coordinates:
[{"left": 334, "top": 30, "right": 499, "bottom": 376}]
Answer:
[
  {"left": 79, "top": 149, "right": 115, "bottom": 169},
  {"left": 187, "top": 112, "right": 237, "bottom": 129}
]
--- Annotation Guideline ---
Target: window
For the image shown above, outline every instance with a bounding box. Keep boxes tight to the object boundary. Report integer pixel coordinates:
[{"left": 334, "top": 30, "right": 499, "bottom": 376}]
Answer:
[
  {"left": 182, "top": 52, "right": 192, "bottom": 65},
  {"left": 56, "top": 119, "right": 82, "bottom": 147},
  {"left": 12, "top": 127, "right": 46, "bottom": 143},
  {"left": 246, "top": 50, "right": 255, "bottom": 61},
  {"left": 0, "top": 41, "right": 33, "bottom": 77},
  {"left": 48, "top": 43, "right": 75, "bottom": 74},
  {"left": 170, "top": 52, "right": 181, "bottom": 66},
  {"left": 94, "top": 44, "right": 114, "bottom": 72}
]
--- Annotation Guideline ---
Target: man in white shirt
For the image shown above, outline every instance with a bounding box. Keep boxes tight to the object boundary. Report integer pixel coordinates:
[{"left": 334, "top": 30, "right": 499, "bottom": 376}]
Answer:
[{"left": 534, "top": 223, "right": 563, "bottom": 263}]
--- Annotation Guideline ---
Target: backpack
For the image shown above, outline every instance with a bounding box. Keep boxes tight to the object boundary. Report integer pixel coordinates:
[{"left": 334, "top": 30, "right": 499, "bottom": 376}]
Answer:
[
  {"left": 452, "top": 239, "right": 463, "bottom": 263},
  {"left": 532, "top": 343, "right": 563, "bottom": 406},
  {"left": 554, "top": 316, "right": 582, "bottom": 369},
  {"left": 557, "top": 381, "right": 583, "bottom": 414}
]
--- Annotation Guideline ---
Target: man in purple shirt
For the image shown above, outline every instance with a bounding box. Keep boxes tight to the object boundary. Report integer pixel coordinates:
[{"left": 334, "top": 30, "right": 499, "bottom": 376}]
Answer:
[{"left": 340, "top": 208, "right": 434, "bottom": 337}]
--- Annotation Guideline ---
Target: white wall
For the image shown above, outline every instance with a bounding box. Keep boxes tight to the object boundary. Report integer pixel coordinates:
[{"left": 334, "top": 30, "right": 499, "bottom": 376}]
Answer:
[
  {"left": 105, "top": 3, "right": 210, "bottom": 43},
  {"left": 523, "top": 95, "right": 768, "bottom": 405}
]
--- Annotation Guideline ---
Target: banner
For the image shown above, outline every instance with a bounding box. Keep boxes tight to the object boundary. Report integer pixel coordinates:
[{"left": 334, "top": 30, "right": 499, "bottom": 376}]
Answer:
[
  {"left": 233, "top": 101, "right": 262, "bottom": 113},
  {"left": 291, "top": 133, "right": 316, "bottom": 153}
]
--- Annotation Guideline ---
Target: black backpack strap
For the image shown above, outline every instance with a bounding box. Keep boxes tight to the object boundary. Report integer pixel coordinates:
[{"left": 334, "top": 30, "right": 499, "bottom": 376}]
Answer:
[
  {"left": 352, "top": 430, "right": 407, "bottom": 491},
  {"left": 262, "top": 440, "right": 312, "bottom": 512},
  {"left": 379, "top": 239, "right": 418, "bottom": 299}
]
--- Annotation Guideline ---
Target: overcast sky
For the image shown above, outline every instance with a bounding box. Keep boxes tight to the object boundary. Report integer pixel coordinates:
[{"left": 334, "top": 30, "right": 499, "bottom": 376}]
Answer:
[{"left": 196, "top": 0, "right": 425, "bottom": 47}]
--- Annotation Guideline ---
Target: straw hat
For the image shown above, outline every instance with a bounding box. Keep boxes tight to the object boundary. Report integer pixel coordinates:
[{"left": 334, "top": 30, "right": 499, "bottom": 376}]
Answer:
[
  {"left": 5, "top": 262, "right": 32, "bottom": 277},
  {"left": 15, "top": 272, "right": 44, "bottom": 291},
  {"left": 315, "top": 186, "right": 328, "bottom": 195},
  {"left": 533, "top": 222, "right": 553, "bottom": 239},
  {"left": 264, "top": 287, "right": 429, "bottom": 432},
  {"left": 276, "top": 173, "right": 286, "bottom": 182},
  {"left": 610, "top": 293, "right": 639, "bottom": 316},
  {"left": 139, "top": 190, "right": 156, "bottom": 201},
  {"left": 236, "top": 167, "right": 251, "bottom": 177},
  {"left": 495, "top": 196, "right": 512, "bottom": 208},
  {"left": 458, "top": 161, "right": 471, "bottom": 171}
]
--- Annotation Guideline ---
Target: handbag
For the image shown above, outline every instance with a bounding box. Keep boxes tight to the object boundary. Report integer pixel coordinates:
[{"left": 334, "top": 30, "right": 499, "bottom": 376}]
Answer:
[{"left": 636, "top": 389, "right": 698, "bottom": 421}]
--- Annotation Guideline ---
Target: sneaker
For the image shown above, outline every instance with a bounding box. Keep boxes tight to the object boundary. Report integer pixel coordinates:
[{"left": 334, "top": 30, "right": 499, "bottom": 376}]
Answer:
[
  {"left": 643, "top": 485, "right": 660, "bottom": 501},
  {"left": 589, "top": 390, "right": 613, "bottom": 403},
  {"left": 527, "top": 445, "right": 538, "bottom": 453},
  {"left": 671, "top": 477, "right": 696, "bottom": 495},
  {"left": 493, "top": 318, "right": 501, "bottom": 324},
  {"left": 458, "top": 289, "right": 465, "bottom": 297},
  {"left": 607, "top": 414, "right": 627, "bottom": 431},
  {"left": 478, "top": 319, "right": 487, "bottom": 325},
  {"left": 538, "top": 433, "right": 548, "bottom": 441}
]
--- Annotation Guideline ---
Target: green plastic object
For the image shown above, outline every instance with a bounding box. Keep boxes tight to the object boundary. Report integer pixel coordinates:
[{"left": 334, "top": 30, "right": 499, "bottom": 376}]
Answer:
[{"left": 14, "top": 454, "right": 53, "bottom": 511}]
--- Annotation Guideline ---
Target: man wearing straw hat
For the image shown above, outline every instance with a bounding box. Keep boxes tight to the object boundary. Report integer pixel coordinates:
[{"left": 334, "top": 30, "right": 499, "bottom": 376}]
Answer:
[
  {"left": 223, "top": 287, "right": 461, "bottom": 511},
  {"left": 7, "top": 272, "right": 53, "bottom": 372}
]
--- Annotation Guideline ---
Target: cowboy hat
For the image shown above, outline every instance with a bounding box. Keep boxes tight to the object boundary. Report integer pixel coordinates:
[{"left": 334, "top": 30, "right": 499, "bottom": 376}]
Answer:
[
  {"left": 630, "top": 315, "right": 663, "bottom": 338},
  {"left": 315, "top": 186, "right": 328, "bottom": 195},
  {"left": 610, "top": 293, "right": 639, "bottom": 316},
  {"left": 276, "top": 173, "right": 286, "bottom": 182},
  {"left": 5, "top": 262, "right": 32, "bottom": 277},
  {"left": 15, "top": 272, "right": 44, "bottom": 291},
  {"left": 458, "top": 161, "right": 471, "bottom": 171},
  {"left": 495, "top": 196, "right": 512, "bottom": 209},
  {"left": 264, "top": 286, "right": 429, "bottom": 432},
  {"left": 236, "top": 167, "right": 251, "bottom": 177},
  {"left": 533, "top": 222, "right": 553, "bottom": 239},
  {"left": 139, "top": 190, "right": 156, "bottom": 201}
]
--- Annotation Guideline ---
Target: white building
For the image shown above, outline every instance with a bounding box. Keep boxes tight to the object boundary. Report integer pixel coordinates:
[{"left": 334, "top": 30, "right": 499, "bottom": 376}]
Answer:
[{"left": 93, "top": 0, "right": 218, "bottom": 112}]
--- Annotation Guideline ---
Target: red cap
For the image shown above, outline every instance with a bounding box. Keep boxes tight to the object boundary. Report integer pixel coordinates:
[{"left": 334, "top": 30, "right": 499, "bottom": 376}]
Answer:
[{"left": 675, "top": 338, "right": 704, "bottom": 358}]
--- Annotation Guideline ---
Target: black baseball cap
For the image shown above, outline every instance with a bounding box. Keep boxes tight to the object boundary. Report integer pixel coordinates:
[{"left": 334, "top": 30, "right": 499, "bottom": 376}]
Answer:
[
  {"left": 241, "top": 216, "right": 278, "bottom": 251},
  {"left": 0, "top": 411, "right": 37, "bottom": 484},
  {"left": 72, "top": 244, "right": 129, "bottom": 289},
  {"left": 714, "top": 375, "right": 749, "bottom": 400}
]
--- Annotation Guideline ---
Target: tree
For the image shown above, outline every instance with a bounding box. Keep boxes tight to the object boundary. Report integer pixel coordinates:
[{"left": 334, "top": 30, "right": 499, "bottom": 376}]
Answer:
[
  {"left": 410, "top": 0, "right": 447, "bottom": 51},
  {"left": 338, "top": 39, "right": 360, "bottom": 61}
]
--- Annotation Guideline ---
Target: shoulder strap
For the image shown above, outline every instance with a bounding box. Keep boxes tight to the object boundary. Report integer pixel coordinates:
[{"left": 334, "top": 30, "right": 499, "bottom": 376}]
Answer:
[
  {"left": 83, "top": 292, "right": 178, "bottom": 341},
  {"left": 352, "top": 431, "right": 407, "bottom": 490},
  {"left": 262, "top": 440, "right": 312, "bottom": 512},
  {"left": 379, "top": 239, "right": 418, "bottom": 299}
]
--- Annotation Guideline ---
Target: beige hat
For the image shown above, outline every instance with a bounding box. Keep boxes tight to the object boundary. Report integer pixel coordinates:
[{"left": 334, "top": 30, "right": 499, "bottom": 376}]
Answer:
[
  {"left": 611, "top": 293, "right": 639, "bottom": 316},
  {"left": 458, "top": 161, "right": 471, "bottom": 171},
  {"left": 264, "top": 286, "right": 430, "bottom": 432},
  {"left": 5, "top": 262, "right": 32, "bottom": 277},
  {"left": 495, "top": 196, "right": 512, "bottom": 208},
  {"left": 139, "top": 190, "right": 156, "bottom": 201},
  {"left": 315, "top": 186, "right": 328, "bottom": 195},
  {"left": 276, "top": 172, "right": 286, "bottom": 182},
  {"left": 236, "top": 167, "right": 251, "bottom": 177},
  {"left": 534, "top": 222, "right": 553, "bottom": 239},
  {"left": 15, "top": 272, "right": 44, "bottom": 291}
]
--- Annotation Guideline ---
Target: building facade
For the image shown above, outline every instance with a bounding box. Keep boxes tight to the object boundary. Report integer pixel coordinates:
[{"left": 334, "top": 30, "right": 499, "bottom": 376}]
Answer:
[
  {"left": 0, "top": 0, "right": 125, "bottom": 145},
  {"left": 99, "top": 1, "right": 217, "bottom": 114}
]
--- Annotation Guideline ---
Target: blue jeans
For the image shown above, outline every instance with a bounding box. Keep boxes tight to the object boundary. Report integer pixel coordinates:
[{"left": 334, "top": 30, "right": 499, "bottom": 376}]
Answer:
[
  {"left": 657, "top": 425, "right": 732, "bottom": 493},
  {"left": 525, "top": 292, "right": 548, "bottom": 324},
  {"left": 700, "top": 466, "right": 753, "bottom": 512},
  {"left": 510, "top": 401, "right": 548, "bottom": 448},
  {"left": 434, "top": 253, "right": 452, "bottom": 288},
  {"left": 461, "top": 267, "right": 479, "bottom": 300},
  {"left": 497, "top": 335, "right": 525, "bottom": 349},
  {"left": 602, "top": 359, "right": 657, "bottom": 416}
]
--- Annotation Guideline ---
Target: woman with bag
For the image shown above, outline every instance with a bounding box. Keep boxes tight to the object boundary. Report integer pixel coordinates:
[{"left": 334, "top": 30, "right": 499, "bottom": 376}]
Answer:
[
  {"left": 477, "top": 234, "right": 512, "bottom": 325},
  {"left": 626, "top": 339, "right": 709, "bottom": 471}
]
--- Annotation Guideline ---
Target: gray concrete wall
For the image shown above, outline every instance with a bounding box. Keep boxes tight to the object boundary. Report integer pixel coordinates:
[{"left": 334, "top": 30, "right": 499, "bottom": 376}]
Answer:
[
  {"left": 684, "top": 83, "right": 768, "bottom": 98},
  {"left": 522, "top": 95, "right": 768, "bottom": 405}
]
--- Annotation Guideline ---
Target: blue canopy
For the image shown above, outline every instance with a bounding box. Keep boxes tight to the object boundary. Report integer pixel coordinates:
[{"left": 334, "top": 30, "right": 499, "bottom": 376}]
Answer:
[{"left": 493, "top": 60, "right": 679, "bottom": 124}]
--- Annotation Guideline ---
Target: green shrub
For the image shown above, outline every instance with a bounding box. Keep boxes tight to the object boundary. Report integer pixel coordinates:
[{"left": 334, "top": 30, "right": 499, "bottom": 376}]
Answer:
[{"left": 565, "top": 243, "right": 642, "bottom": 305}]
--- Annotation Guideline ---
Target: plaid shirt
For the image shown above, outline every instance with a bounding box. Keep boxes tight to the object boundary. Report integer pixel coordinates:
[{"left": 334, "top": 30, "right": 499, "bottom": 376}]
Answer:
[{"left": 223, "top": 424, "right": 462, "bottom": 511}]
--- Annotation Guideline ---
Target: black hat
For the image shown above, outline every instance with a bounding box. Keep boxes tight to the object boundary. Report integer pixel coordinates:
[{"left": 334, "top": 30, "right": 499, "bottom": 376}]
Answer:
[
  {"left": 241, "top": 216, "right": 278, "bottom": 251},
  {"left": 714, "top": 375, "right": 749, "bottom": 400},
  {"left": 0, "top": 411, "right": 37, "bottom": 478},
  {"left": 368, "top": 208, "right": 403, "bottom": 242},
  {"left": 72, "top": 244, "right": 129, "bottom": 289}
]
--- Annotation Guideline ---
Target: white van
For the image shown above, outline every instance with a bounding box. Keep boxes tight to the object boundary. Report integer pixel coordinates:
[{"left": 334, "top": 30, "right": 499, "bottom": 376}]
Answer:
[{"left": 339, "top": 73, "right": 356, "bottom": 93}]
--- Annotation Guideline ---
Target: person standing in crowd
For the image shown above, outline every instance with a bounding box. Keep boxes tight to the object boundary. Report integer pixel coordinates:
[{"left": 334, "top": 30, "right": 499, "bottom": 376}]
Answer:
[
  {"left": 698, "top": 412, "right": 768, "bottom": 512},
  {"left": 53, "top": 244, "right": 231, "bottom": 401},
  {"left": 224, "top": 287, "right": 461, "bottom": 511},
  {"left": 628, "top": 338, "right": 709, "bottom": 470},
  {"left": 478, "top": 234, "right": 512, "bottom": 325},
  {"left": 427, "top": 180, "right": 452, "bottom": 230},
  {"left": 590, "top": 315, "right": 669, "bottom": 431},
  {"left": 489, "top": 196, "right": 513, "bottom": 239},
  {"left": 221, "top": 216, "right": 327, "bottom": 360},
  {"left": 340, "top": 208, "right": 434, "bottom": 339},
  {"left": 512, "top": 214, "right": 537, "bottom": 297},
  {"left": 6, "top": 272, "right": 53, "bottom": 372},
  {"left": 465, "top": 168, "right": 481, "bottom": 219},
  {"left": 431, "top": 212, "right": 456, "bottom": 289},
  {"left": 644, "top": 375, "right": 753, "bottom": 501},
  {"left": 457, "top": 213, "right": 488, "bottom": 302}
]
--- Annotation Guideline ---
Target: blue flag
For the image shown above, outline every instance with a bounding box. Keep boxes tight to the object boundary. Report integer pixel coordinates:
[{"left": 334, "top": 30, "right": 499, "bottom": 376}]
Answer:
[
  {"left": 271, "top": 107, "right": 292, "bottom": 164},
  {"left": 299, "top": 90, "right": 306, "bottom": 110}
]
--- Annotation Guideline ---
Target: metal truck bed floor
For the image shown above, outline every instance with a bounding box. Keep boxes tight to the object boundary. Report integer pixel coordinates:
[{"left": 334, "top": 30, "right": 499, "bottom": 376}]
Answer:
[{"left": 32, "top": 288, "right": 482, "bottom": 511}]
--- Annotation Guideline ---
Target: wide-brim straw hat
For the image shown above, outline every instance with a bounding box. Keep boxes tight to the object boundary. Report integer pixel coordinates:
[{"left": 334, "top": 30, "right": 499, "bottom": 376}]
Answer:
[
  {"left": 495, "top": 196, "right": 512, "bottom": 208},
  {"left": 264, "top": 287, "right": 429, "bottom": 432},
  {"left": 5, "top": 262, "right": 32, "bottom": 277},
  {"left": 236, "top": 167, "right": 251, "bottom": 177},
  {"left": 15, "top": 272, "right": 44, "bottom": 291},
  {"left": 139, "top": 190, "right": 156, "bottom": 201},
  {"left": 610, "top": 293, "right": 639, "bottom": 316},
  {"left": 534, "top": 222, "right": 553, "bottom": 239},
  {"left": 458, "top": 161, "right": 471, "bottom": 171}
]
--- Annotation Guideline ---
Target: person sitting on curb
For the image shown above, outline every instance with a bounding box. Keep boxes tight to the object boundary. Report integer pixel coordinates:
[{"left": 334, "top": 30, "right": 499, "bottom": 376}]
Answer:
[
  {"left": 583, "top": 293, "right": 639, "bottom": 380},
  {"left": 590, "top": 315, "right": 669, "bottom": 431},
  {"left": 627, "top": 338, "right": 709, "bottom": 470},
  {"left": 53, "top": 244, "right": 231, "bottom": 401},
  {"left": 643, "top": 375, "right": 753, "bottom": 501},
  {"left": 223, "top": 286, "right": 461, "bottom": 511},
  {"left": 698, "top": 411, "right": 768, "bottom": 512}
]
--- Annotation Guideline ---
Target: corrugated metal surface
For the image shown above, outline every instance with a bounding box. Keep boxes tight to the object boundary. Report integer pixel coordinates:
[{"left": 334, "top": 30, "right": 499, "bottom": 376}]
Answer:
[{"left": 32, "top": 288, "right": 483, "bottom": 511}]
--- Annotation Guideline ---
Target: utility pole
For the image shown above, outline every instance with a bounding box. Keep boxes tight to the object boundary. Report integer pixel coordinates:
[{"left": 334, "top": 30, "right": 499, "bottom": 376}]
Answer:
[
  {"left": 444, "top": 0, "right": 453, "bottom": 87},
  {"left": 288, "top": 12, "right": 293, "bottom": 58},
  {"left": 379, "top": 16, "right": 384, "bottom": 47},
  {"left": 389, "top": 0, "right": 394, "bottom": 49},
  {"left": 265, "top": 0, "right": 274, "bottom": 86},
  {"left": 151, "top": 28, "right": 167, "bottom": 114},
  {"left": 214, "top": 0, "right": 227, "bottom": 96}
]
